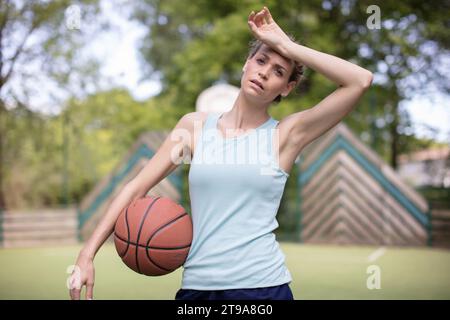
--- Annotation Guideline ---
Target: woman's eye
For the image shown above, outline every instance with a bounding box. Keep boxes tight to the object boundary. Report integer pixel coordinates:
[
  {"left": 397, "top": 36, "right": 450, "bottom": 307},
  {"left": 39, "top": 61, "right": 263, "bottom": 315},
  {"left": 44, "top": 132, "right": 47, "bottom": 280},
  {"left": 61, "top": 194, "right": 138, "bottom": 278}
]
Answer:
[{"left": 256, "top": 58, "right": 283, "bottom": 76}]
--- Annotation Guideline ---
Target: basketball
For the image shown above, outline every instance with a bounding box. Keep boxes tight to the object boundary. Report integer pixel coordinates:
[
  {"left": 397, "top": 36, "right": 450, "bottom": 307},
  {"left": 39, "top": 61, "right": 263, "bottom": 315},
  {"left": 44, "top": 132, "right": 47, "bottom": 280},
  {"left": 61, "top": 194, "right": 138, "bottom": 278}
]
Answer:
[{"left": 113, "top": 195, "right": 193, "bottom": 276}]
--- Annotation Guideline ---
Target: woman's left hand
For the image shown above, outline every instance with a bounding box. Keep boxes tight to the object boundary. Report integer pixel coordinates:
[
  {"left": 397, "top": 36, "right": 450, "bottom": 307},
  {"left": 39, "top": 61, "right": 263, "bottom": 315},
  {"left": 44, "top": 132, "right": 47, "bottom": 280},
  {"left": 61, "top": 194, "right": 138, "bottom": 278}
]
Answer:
[{"left": 247, "top": 7, "right": 292, "bottom": 54}]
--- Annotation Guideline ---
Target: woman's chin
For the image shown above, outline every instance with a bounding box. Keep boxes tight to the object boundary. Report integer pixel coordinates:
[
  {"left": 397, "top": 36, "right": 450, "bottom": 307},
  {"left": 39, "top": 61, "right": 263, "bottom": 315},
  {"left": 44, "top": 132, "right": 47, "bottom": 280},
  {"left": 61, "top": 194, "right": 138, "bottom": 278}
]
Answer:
[
  {"left": 242, "top": 85, "right": 265, "bottom": 98},
  {"left": 240, "top": 84, "right": 274, "bottom": 103}
]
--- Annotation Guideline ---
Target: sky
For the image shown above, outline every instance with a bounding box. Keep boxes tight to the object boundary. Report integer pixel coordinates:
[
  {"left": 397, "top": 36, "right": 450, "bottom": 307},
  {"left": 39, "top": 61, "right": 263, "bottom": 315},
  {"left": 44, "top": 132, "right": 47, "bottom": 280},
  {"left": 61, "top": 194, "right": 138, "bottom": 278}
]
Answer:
[
  {"left": 82, "top": 2, "right": 163, "bottom": 101},
  {"left": 12, "top": 0, "right": 450, "bottom": 144}
]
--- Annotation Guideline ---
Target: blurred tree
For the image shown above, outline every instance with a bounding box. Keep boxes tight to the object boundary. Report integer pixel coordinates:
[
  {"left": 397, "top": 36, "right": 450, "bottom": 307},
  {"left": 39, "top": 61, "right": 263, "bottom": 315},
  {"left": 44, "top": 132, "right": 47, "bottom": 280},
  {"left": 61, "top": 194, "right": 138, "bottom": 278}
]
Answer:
[
  {"left": 0, "top": 0, "right": 104, "bottom": 210},
  {"left": 3, "top": 0, "right": 449, "bottom": 211},
  {"left": 131, "top": 0, "right": 449, "bottom": 167},
  {"left": 4, "top": 87, "right": 165, "bottom": 208},
  {"left": 54, "top": 88, "right": 165, "bottom": 205}
]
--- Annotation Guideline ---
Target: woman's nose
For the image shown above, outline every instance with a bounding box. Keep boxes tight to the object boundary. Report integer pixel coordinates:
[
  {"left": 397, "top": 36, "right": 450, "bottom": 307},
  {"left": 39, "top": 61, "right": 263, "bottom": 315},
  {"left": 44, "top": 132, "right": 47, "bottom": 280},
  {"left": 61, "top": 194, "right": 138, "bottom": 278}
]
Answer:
[{"left": 258, "top": 69, "right": 269, "bottom": 79}]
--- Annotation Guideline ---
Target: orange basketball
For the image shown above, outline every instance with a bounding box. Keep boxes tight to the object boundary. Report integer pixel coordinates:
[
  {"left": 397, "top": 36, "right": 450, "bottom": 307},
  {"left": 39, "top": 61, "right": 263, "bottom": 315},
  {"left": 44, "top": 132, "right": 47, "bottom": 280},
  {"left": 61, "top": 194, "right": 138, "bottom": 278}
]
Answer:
[{"left": 114, "top": 195, "right": 193, "bottom": 276}]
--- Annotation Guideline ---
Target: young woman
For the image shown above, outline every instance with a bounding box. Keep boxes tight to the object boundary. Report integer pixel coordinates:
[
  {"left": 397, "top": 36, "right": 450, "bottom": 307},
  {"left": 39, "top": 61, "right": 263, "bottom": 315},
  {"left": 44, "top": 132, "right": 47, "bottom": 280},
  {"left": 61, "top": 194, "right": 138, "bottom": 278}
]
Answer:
[{"left": 69, "top": 6, "right": 372, "bottom": 300}]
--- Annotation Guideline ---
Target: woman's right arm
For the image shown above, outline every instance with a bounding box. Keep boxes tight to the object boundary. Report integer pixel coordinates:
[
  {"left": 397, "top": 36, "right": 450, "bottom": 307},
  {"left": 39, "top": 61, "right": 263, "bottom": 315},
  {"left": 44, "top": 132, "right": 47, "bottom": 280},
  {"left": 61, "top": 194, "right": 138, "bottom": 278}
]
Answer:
[{"left": 69, "top": 112, "right": 198, "bottom": 300}]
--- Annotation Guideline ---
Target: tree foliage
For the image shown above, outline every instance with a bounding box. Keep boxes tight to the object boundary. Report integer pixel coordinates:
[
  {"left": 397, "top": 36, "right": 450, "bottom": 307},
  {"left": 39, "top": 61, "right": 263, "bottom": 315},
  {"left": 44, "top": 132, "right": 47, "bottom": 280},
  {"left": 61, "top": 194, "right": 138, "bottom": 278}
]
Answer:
[
  {"left": 131, "top": 0, "right": 449, "bottom": 160},
  {"left": 2, "top": 0, "right": 449, "bottom": 210}
]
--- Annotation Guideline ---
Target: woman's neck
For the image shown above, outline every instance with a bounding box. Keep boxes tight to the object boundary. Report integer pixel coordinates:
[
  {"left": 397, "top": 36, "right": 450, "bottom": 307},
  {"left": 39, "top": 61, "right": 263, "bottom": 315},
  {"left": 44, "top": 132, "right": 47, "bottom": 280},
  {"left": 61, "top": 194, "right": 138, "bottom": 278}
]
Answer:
[{"left": 221, "top": 90, "right": 271, "bottom": 130}]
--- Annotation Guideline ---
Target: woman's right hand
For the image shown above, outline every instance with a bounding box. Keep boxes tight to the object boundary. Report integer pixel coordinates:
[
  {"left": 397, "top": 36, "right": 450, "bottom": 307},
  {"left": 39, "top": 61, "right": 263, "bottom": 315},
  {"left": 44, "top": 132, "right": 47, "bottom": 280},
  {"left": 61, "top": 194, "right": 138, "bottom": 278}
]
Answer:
[{"left": 69, "top": 252, "right": 95, "bottom": 300}]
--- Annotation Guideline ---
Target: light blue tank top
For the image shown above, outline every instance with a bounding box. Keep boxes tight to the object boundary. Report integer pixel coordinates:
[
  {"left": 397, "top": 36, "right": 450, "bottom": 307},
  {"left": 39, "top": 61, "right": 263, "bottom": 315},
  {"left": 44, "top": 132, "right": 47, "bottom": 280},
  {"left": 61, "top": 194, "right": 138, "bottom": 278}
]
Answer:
[{"left": 182, "top": 112, "right": 293, "bottom": 290}]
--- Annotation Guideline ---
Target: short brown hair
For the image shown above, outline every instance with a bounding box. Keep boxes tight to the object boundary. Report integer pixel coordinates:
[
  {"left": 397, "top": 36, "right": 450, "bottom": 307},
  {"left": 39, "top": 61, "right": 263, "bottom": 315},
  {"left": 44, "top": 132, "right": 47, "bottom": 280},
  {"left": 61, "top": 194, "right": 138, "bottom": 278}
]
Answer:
[{"left": 247, "top": 35, "right": 305, "bottom": 103}]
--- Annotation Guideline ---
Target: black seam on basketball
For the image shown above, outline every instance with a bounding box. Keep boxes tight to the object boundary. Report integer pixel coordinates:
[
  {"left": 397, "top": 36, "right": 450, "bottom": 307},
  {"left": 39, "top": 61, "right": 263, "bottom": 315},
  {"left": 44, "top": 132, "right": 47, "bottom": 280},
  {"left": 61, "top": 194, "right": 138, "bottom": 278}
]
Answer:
[
  {"left": 114, "top": 206, "right": 130, "bottom": 258},
  {"left": 125, "top": 204, "right": 131, "bottom": 257},
  {"left": 135, "top": 196, "right": 161, "bottom": 274},
  {"left": 118, "top": 205, "right": 131, "bottom": 258},
  {"left": 144, "top": 212, "right": 190, "bottom": 271},
  {"left": 114, "top": 232, "right": 191, "bottom": 250}
]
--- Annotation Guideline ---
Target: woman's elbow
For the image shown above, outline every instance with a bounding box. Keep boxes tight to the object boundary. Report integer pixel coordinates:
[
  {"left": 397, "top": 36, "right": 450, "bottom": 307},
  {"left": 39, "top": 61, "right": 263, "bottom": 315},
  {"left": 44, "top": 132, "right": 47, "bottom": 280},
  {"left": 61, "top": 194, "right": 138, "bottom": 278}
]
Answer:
[{"left": 360, "top": 71, "right": 373, "bottom": 89}]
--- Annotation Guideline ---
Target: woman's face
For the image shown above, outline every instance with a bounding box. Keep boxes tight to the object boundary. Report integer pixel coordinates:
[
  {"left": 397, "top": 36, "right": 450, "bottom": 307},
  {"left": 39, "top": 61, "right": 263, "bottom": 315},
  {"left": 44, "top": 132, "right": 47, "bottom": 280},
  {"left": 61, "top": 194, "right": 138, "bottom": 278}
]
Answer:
[{"left": 241, "top": 44, "right": 297, "bottom": 103}]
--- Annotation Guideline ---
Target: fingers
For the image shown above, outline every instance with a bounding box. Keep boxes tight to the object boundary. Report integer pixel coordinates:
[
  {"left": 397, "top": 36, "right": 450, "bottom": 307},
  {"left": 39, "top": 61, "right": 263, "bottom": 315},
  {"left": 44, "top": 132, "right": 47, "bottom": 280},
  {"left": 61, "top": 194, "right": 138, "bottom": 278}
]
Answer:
[
  {"left": 68, "top": 274, "right": 94, "bottom": 300},
  {"left": 249, "top": 7, "right": 273, "bottom": 27},
  {"left": 263, "top": 6, "right": 274, "bottom": 23},
  {"left": 86, "top": 283, "right": 94, "bottom": 300},
  {"left": 70, "top": 286, "right": 81, "bottom": 300},
  {"left": 248, "top": 11, "right": 255, "bottom": 26},
  {"left": 69, "top": 284, "right": 94, "bottom": 300},
  {"left": 248, "top": 11, "right": 258, "bottom": 33},
  {"left": 248, "top": 19, "right": 257, "bottom": 33},
  {"left": 69, "top": 276, "right": 77, "bottom": 300},
  {"left": 68, "top": 273, "right": 83, "bottom": 300},
  {"left": 254, "top": 10, "right": 265, "bottom": 27}
]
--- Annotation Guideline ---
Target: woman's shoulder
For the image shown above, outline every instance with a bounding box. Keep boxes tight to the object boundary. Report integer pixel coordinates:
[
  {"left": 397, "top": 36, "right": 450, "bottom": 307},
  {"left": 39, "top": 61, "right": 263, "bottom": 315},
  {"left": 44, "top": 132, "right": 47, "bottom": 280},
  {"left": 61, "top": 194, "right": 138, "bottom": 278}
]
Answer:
[
  {"left": 183, "top": 111, "right": 209, "bottom": 123},
  {"left": 178, "top": 111, "right": 210, "bottom": 132},
  {"left": 178, "top": 112, "right": 210, "bottom": 157}
]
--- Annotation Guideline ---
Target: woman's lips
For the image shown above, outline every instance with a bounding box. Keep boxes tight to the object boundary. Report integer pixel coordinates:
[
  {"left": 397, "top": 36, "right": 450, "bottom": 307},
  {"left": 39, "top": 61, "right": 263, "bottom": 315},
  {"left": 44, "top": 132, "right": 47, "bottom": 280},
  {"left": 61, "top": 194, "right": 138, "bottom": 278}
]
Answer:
[{"left": 250, "top": 79, "right": 264, "bottom": 91}]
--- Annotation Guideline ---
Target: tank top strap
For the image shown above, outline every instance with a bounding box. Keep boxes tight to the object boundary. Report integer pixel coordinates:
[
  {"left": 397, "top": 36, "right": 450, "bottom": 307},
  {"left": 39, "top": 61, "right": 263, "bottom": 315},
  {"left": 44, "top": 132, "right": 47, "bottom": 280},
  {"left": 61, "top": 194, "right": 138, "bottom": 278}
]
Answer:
[
  {"left": 265, "top": 118, "right": 279, "bottom": 163},
  {"left": 202, "top": 112, "right": 221, "bottom": 131},
  {"left": 192, "top": 112, "right": 220, "bottom": 161}
]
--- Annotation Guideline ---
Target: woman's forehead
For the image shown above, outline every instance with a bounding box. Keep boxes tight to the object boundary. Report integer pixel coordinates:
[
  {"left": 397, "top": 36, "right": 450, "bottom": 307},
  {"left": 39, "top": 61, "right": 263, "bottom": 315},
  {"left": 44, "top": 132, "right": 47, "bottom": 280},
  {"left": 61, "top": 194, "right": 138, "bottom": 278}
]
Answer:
[{"left": 258, "top": 44, "right": 293, "bottom": 69}]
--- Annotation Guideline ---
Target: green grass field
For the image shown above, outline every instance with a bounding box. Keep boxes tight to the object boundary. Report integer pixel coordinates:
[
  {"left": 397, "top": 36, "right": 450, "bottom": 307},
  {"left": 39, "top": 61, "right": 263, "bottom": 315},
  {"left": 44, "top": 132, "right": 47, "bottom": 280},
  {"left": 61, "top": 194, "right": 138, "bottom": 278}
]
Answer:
[{"left": 0, "top": 242, "right": 449, "bottom": 300}]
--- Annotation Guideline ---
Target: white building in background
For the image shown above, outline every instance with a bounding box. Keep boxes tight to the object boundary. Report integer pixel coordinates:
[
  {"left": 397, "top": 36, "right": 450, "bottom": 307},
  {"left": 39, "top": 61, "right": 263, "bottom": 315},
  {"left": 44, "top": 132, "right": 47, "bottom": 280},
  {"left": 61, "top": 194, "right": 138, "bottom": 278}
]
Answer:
[
  {"left": 196, "top": 83, "right": 239, "bottom": 114},
  {"left": 396, "top": 146, "right": 450, "bottom": 188}
]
